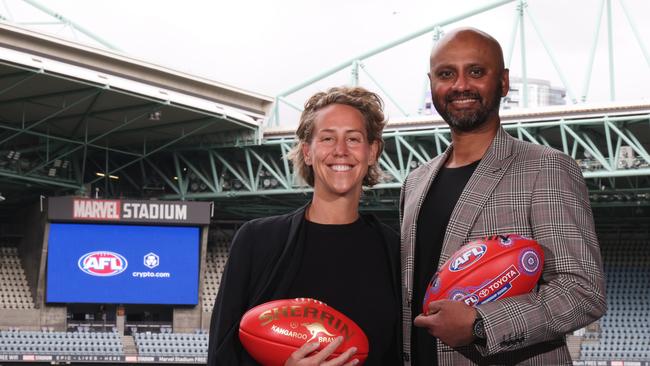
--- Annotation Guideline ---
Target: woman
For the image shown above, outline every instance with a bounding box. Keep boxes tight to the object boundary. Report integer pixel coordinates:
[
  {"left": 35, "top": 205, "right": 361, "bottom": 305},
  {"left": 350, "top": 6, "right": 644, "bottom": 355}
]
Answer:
[{"left": 207, "top": 86, "right": 400, "bottom": 366}]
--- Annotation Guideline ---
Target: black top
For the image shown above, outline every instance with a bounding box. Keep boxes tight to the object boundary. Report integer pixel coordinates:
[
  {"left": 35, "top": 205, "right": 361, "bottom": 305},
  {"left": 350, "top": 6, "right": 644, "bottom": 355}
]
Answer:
[
  {"left": 207, "top": 205, "right": 401, "bottom": 366},
  {"left": 411, "top": 160, "right": 479, "bottom": 366},
  {"left": 286, "top": 217, "right": 399, "bottom": 366}
]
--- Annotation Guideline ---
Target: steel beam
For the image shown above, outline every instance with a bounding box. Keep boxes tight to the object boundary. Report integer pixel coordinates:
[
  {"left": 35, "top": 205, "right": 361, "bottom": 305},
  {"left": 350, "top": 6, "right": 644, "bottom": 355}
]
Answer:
[
  {"left": 24, "top": 107, "right": 155, "bottom": 175},
  {"left": 278, "top": 0, "right": 516, "bottom": 97},
  {"left": 524, "top": 5, "right": 578, "bottom": 104},
  {"left": 87, "top": 118, "right": 222, "bottom": 185},
  {"left": 582, "top": 0, "right": 606, "bottom": 101},
  {"left": 606, "top": 0, "right": 616, "bottom": 100},
  {"left": 0, "top": 89, "right": 102, "bottom": 145},
  {"left": 21, "top": 0, "right": 121, "bottom": 50},
  {"left": 0, "top": 168, "right": 80, "bottom": 189},
  {"left": 177, "top": 153, "right": 218, "bottom": 193}
]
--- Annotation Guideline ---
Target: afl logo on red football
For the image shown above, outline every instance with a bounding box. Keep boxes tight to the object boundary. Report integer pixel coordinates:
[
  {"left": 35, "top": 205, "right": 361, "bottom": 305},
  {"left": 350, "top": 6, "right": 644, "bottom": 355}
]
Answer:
[
  {"left": 78, "top": 251, "right": 128, "bottom": 277},
  {"left": 449, "top": 244, "right": 487, "bottom": 272}
]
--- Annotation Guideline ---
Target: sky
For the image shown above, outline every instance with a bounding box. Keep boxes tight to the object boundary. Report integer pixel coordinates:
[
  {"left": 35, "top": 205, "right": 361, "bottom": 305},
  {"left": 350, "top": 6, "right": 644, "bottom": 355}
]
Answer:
[{"left": 3, "top": 0, "right": 650, "bottom": 124}]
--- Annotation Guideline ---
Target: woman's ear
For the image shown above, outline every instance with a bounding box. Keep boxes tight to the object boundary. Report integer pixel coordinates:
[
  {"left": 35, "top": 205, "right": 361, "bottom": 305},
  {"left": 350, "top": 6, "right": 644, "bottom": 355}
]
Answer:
[{"left": 302, "top": 143, "right": 312, "bottom": 165}]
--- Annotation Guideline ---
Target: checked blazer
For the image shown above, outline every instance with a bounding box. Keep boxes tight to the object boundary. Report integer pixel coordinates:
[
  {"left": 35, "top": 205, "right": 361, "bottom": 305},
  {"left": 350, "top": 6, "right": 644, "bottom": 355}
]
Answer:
[{"left": 399, "top": 127, "right": 607, "bottom": 365}]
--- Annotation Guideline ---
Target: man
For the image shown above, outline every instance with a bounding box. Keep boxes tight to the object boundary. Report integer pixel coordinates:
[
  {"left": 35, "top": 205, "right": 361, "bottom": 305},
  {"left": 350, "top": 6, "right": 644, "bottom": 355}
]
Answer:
[{"left": 400, "top": 28, "right": 606, "bottom": 365}]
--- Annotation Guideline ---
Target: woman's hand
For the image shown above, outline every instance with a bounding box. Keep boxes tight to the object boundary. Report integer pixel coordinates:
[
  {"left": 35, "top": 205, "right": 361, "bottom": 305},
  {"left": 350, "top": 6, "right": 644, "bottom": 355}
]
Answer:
[{"left": 284, "top": 336, "right": 359, "bottom": 366}]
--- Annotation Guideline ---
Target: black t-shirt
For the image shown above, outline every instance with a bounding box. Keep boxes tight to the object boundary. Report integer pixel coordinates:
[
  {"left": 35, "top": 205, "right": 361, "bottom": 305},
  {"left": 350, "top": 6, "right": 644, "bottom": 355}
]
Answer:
[
  {"left": 411, "top": 160, "right": 479, "bottom": 366},
  {"left": 286, "top": 217, "right": 398, "bottom": 366}
]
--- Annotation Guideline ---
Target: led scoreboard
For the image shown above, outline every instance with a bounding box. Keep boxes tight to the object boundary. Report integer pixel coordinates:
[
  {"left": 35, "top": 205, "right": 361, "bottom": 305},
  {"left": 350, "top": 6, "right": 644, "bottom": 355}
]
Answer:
[
  {"left": 45, "top": 197, "right": 211, "bottom": 305},
  {"left": 46, "top": 223, "right": 199, "bottom": 304}
]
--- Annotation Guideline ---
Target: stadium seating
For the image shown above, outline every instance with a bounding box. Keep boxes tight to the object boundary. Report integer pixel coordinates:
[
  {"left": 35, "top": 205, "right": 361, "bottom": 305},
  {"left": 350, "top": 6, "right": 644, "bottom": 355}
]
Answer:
[
  {"left": 0, "top": 329, "right": 124, "bottom": 356},
  {"left": 202, "top": 237, "right": 230, "bottom": 313},
  {"left": 0, "top": 246, "right": 34, "bottom": 309},
  {"left": 579, "top": 239, "right": 650, "bottom": 362},
  {"left": 133, "top": 329, "right": 208, "bottom": 357}
]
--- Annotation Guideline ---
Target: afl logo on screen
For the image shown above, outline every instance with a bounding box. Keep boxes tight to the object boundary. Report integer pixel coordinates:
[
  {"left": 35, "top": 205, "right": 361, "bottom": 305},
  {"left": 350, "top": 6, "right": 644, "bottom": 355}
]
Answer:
[
  {"left": 449, "top": 244, "right": 487, "bottom": 272},
  {"left": 78, "top": 251, "right": 128, "bottom": 277}
]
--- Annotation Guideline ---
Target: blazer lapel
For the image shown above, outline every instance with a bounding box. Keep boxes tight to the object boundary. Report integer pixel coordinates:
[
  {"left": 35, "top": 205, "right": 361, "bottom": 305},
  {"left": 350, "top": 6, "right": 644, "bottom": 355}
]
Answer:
[
  {"left": 402, "top": 146, "right": 451, "bottom": 301},
  {"left": 410, "top": 149, "right": 450, "bottom": 217},
  {"left": 438, "top": 128, "right": 517, "bottom": 265}
]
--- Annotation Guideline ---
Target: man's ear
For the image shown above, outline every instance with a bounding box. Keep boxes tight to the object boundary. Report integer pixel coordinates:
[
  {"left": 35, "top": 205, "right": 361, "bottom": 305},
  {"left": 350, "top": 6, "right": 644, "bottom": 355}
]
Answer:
[{"left": 501, "top": 68, "right": 510, "bottom": 98}]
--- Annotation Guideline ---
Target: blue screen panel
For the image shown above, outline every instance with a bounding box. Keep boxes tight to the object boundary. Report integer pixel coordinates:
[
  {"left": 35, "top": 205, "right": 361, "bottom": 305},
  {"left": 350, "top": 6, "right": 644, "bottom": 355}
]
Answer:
[{"left": 46, "top": 223, "right": 199, "bottom": 305}]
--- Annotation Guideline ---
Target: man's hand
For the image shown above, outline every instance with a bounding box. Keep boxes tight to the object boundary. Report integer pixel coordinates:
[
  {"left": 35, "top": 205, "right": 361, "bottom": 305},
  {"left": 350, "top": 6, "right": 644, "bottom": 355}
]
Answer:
[
  {"left": 413, "top": 300, "right": 478, "bottom": 348},
  {"left": 284, "top": 336, "right": 359, "bottom": 366}
]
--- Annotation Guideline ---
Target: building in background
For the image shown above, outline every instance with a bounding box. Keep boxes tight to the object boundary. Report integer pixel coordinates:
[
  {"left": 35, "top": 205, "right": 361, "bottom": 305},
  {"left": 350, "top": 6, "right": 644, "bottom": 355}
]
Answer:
[{"left": 502, "top": 77, "right": 566, "bottom": 109}]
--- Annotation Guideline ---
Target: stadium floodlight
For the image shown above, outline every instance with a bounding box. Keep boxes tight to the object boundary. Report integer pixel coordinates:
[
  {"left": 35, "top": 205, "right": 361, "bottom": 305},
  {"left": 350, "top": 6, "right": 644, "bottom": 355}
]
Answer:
[
  {"left": 95, "top": 172, "right": 120, "bottom": 180},
  {"left": 7, "top": 150, "right": 20, "bottom": 160},
  {"left": 149, "top": 111, "right": 162, "bottom": 121},
  {"left": 222, "top": 180, "right": 231, "bottom": 190}
]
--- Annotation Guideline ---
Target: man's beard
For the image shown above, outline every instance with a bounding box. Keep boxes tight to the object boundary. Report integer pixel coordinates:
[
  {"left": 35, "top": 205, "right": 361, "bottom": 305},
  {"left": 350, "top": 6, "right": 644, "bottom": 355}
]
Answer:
[{"left": 436, "top": 85, "right": 502, "bottom": 132}]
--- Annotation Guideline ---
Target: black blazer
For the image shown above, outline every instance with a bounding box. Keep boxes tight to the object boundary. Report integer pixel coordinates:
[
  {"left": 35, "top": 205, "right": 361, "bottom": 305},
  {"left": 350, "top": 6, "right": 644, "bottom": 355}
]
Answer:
[{"left": 207, "top": 204, "right": 401, "bottom": 365}]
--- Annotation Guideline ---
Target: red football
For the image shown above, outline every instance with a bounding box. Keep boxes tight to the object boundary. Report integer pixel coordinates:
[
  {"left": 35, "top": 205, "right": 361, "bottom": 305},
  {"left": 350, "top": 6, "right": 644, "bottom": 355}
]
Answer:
[
  {"left": 423, "top": 234, "right": 544, "bottom": 313},
  {"left": 239, "top": 298, "right": 369, "bottom": 366}
]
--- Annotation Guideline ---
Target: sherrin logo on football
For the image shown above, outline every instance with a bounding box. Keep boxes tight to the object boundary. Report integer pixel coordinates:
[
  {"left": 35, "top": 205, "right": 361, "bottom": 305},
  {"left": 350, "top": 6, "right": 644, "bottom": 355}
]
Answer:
[
  {"left": 239, "top": 298, "right": 369, "bottom": 366},
  {"left": 255, "top": 298, "right": 354, "bottom": 342},
  {"left": 78, "top": 251, "right": 128, "bottom": 277}
]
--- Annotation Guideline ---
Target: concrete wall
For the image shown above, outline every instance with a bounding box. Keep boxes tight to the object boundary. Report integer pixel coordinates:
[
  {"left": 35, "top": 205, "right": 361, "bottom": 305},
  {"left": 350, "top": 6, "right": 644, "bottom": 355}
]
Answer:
[
  {"left": 201, "top": 312, "right": 211, "bottom": 331},
  {"left": 39, "top": 305, "right": 67, "bottom": 331},
  {"left": 173, "top": 225, "right": 209, "bottom": 333},
  {"left": 0, "top": 309, "right": 41, "bottom": 330},
  {"left": 32, "top": 221, "right": 68, "bottom": 331},
  {"left": 16, "top": 202, "right": 47, "bottom": 307},
  {"left": 34, "top": 223, "right": 50, "bottom": 312}
]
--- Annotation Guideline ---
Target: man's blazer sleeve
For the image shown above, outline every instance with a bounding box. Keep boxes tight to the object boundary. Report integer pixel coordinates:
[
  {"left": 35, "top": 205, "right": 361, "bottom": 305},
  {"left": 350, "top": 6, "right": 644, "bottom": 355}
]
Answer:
[{"left": 475, "top": 151, "right": 607, "bottom": 356}]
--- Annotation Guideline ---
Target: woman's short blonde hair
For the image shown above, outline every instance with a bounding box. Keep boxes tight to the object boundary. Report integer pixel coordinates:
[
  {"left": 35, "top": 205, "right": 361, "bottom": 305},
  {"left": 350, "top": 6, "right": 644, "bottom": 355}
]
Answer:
[{"left": 288, "top": 86, "right": 386, "bottom": 187}]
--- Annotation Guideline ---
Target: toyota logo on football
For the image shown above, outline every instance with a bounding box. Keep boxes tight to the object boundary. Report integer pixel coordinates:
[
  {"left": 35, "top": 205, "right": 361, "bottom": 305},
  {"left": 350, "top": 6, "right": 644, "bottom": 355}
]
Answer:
[
  {"left": 449, "top": 244, "right": 487, "bottom": 272},
  {"left": 78, "top": 251, "right": 128, "bottom": 277}
]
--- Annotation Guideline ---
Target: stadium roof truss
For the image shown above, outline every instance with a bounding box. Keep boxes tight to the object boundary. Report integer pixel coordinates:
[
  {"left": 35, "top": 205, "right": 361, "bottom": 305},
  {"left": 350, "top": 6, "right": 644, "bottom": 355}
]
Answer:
[
  {"left": 147, "top": 102, "right": 650, "bottom": 219},
  {"left": 0, "top": 23, "right": 272, "bottom": 216}
]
